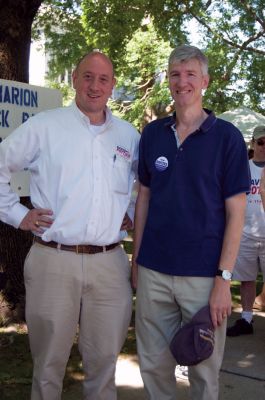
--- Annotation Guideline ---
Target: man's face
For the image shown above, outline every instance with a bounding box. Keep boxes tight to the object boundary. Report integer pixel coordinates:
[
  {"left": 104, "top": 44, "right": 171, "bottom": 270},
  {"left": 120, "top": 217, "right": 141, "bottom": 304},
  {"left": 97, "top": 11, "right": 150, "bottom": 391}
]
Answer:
[
  {"left": 168, "top": 58, "right": 209, "bottom": 109},
  {"left": 73, "top": 53, "right": 116, "bottom": 118},
  {"left": 253, "top": 136, "right": 265, "bottom": 161}
]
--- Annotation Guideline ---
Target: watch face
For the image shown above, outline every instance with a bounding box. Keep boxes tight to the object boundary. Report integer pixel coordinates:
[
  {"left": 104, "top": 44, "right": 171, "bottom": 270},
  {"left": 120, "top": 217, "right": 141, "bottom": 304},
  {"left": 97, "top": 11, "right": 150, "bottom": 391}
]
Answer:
[{"left": 222, "top": 270, "right": 232, "bottom": 280}]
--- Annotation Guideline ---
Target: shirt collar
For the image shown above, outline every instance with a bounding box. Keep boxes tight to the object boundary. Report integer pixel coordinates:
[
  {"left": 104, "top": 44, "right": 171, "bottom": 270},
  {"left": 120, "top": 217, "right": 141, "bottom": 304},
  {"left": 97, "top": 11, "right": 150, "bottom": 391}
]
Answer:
[
  {"left": 71, "top": 100, "right": 113, "bottom": 126},
  {"left": 165, "top": 108, "right": 217, "bottom": 133}
]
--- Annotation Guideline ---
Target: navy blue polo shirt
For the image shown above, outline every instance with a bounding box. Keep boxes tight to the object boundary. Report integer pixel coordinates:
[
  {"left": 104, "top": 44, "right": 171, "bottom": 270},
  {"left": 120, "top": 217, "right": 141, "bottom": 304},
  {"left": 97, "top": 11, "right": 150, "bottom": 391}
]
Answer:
[{"left": 137, "top": 109, "right": 250, "bottom": 277}]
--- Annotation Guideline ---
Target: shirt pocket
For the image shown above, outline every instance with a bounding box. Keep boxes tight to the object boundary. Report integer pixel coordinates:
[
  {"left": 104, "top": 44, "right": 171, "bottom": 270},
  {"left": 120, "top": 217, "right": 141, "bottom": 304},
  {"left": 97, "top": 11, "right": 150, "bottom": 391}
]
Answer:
[{"left": 112, "top": 157, "right": 131, "bottom": 194}]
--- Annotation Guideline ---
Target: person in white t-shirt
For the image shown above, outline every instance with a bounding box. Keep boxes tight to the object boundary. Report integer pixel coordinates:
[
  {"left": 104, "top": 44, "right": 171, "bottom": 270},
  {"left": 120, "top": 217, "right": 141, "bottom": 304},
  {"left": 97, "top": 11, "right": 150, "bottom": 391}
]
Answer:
[
  {"left": 227, "top": 126, "right": 265, "bottom": 336},
  {"left": 253, "top": 165, "right": 265, "bottom": 310},
  {"left": 0, "top": 51, "right": 139, "bottom": 400}
]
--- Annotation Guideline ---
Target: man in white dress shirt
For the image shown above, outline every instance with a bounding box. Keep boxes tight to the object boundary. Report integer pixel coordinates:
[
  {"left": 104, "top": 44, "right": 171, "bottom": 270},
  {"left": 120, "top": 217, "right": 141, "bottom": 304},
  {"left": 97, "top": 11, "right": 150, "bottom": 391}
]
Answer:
[{"left": 0, "top": 51, "right": 139, "bottom": 400}]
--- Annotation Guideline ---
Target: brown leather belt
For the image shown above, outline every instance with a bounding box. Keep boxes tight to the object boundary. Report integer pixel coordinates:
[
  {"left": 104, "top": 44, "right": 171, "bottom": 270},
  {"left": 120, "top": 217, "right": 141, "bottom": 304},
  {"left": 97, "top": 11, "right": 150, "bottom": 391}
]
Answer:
[{"left": 34, "top": 236, "right": 119, "bottom": 255}]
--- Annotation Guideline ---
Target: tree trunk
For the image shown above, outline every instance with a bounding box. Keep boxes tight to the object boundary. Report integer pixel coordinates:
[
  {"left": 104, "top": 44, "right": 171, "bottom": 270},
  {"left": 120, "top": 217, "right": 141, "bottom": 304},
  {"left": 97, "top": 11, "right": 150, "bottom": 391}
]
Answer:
[
  {"left": 0, "top": 0, "right": 42, "bottom": 82},
  {"left": 0, "top": 0, "right": 43, "bottom": 324},
  {"left": 0, "top": 199, "right": 33, "bottom": 324}
]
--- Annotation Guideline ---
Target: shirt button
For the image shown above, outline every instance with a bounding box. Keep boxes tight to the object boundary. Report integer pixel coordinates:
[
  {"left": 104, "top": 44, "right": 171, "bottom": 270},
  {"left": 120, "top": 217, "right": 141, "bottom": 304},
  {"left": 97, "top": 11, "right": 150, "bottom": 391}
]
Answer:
[{"left": 179, "top": 147, "right": 183, "bottom": 151}]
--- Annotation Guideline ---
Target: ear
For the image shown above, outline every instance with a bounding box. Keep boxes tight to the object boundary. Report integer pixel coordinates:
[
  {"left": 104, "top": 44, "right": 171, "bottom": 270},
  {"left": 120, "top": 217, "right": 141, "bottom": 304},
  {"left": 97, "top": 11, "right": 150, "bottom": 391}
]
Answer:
[
  {"left": 72, "top": 69, "right": 77, "bottom": 89},
  {"left": 202, "top": 74, "right": 210, "bottom": 90}
]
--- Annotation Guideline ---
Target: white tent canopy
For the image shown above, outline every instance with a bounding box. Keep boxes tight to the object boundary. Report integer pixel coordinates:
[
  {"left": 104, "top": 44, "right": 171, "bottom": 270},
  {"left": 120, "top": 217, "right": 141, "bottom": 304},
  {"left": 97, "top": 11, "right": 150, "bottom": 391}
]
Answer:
[{"left": 218, "top": 107, "right": 265, "bottom": 144}]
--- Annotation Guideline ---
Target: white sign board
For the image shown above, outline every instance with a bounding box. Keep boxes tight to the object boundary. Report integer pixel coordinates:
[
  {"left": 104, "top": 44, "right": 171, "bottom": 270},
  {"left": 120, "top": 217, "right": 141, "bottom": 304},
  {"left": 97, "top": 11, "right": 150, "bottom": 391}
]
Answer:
[{"left": 0, "top": 79, "right": 62, "bottom": 196}]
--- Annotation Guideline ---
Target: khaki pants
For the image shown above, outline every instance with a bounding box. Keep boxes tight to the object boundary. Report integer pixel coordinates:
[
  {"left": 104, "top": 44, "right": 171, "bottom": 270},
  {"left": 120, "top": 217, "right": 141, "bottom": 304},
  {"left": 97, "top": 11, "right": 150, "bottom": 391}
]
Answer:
[
  {"left": 24, "top": 242, "right": 132, "bottom": 400},
  {"left": 136, "top": 267, "right": 227, "bottom": 400}
]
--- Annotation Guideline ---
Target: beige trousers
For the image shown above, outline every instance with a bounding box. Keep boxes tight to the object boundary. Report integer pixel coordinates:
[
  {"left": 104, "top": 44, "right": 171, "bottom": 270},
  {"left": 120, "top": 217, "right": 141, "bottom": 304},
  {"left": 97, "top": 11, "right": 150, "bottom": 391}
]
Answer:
[
  {"left": 136, "top": 267, "right": 227, "bottom": 400},
  {"left": 24, "top": 242, "right": 132, "bottom": 400}
]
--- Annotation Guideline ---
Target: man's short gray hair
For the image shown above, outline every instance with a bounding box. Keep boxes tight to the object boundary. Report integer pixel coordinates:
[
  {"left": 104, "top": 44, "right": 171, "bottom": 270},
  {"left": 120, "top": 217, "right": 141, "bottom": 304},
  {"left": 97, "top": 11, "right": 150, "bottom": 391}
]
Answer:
[{"left": 168, "top": 44, "right": 208, "bottom": 76}]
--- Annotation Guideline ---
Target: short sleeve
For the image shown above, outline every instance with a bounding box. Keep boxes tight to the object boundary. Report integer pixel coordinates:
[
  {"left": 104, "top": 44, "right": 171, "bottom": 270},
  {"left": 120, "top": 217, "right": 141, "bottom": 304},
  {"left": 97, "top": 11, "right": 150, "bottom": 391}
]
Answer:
[
  {"left": 138, "top": 127, "right": 151, "bottom": 187},
  {"left": 222, "top": 128, "right": 250, "bottom": 198}
]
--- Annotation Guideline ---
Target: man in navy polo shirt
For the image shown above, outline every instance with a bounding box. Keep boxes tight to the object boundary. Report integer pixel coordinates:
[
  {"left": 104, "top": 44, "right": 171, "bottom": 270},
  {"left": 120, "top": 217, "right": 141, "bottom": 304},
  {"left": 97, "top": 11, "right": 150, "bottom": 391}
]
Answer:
[{"left": 132, "top": 44, "right": 250, "bottom": 400}]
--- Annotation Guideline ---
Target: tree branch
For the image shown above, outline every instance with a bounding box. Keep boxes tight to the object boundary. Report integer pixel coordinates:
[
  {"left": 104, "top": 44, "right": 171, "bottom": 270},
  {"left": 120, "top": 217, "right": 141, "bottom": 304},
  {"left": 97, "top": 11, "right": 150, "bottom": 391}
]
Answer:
[
  {"left": 238, "top": 0, "right": 265, "bottom": 30},
  {"left": 191, "top": 13, "right": 265, "bottom": 55}
]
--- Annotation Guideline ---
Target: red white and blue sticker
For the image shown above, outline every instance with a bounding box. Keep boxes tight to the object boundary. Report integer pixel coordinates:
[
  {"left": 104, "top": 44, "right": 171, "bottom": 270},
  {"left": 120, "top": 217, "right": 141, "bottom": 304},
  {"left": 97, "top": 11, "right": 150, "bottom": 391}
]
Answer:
[
  {"left": 116, "top": 145, "right": 131, "bottom": 160},
  {"left": 155, "top": 156, "right": 168, "bottom": 171}
]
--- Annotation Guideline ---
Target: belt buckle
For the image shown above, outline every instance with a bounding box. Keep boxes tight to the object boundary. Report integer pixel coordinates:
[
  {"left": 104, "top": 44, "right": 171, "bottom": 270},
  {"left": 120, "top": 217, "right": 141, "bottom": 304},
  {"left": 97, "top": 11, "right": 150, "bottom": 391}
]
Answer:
[{"left": 75, "top": 245, "right": 79, "bottom": 255}]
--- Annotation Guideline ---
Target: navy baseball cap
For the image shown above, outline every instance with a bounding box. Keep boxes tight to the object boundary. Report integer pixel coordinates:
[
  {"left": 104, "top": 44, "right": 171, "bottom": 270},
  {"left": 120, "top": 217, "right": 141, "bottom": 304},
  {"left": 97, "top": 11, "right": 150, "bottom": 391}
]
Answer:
[{"left": 170, "top": 305, "right": 215, "bottom": 366}]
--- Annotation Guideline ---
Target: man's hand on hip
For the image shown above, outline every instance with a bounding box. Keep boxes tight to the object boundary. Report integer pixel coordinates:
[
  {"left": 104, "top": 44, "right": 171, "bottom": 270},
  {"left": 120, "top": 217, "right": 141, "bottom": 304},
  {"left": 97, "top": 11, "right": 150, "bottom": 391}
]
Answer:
[
  {"left": 19, "top": 208, "right": 53, "bottom": 233},
  {"left": 120, "top": 213, "right": 133, "bottom": 231}
]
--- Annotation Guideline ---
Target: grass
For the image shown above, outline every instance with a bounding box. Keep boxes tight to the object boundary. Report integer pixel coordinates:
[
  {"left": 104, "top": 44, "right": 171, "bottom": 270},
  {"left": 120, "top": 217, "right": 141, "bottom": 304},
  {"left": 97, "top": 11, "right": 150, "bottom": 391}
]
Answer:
[
  {"left": 0, "top": 242, "right": 264, "bottom": 400},
  {"left": 0, "top": 317, "right": 136, "bottom": 399}
]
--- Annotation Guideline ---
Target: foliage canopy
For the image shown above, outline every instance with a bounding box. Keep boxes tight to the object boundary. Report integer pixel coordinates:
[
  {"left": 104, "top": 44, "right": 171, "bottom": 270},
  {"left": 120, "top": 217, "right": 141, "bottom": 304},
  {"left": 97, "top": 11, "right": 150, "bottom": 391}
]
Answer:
[{"left": 34, "top": 0, "right": 265, "bottom": 128}]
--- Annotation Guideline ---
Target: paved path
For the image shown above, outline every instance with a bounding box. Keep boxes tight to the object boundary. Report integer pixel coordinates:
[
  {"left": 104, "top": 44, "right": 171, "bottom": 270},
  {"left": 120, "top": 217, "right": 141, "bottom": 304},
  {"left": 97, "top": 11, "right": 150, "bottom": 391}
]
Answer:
[{"left": 63, "top": 309, "right": 265, "bottom": 400}]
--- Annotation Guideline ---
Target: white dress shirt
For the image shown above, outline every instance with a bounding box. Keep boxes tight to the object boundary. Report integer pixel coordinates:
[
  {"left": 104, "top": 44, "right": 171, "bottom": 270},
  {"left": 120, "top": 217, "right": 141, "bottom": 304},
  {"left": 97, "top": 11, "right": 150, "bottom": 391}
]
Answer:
[{"left": 0, "top": 102, "right": 139, "bottom": 245}]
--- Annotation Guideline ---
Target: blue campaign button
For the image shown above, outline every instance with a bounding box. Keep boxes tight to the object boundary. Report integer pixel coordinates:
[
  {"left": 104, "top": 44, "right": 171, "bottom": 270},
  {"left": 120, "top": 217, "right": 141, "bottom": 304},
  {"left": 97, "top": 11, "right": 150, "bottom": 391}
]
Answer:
[{"left": 155, "top": 156, "right": 168, "bottom": 171}]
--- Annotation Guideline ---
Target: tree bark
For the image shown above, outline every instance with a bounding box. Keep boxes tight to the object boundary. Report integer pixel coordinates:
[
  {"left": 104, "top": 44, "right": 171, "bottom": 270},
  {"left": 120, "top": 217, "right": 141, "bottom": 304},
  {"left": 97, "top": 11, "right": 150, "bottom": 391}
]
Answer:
[
  {"left": 0, "top": 0, "right": 42, "bottom": 82},
  {"left": 0, "top": 0, "right": 43, "bottom": 324},
  {"left": 0, "top": 198, "right": 33, "bottom": 324}
]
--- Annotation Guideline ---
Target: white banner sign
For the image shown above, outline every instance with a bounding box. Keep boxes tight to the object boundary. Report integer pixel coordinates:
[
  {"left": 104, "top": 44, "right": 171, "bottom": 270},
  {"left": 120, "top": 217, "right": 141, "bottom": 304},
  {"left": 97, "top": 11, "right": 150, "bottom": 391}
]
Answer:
[{"left": 0, "top": 79, "right": 62, "bottom": 196}]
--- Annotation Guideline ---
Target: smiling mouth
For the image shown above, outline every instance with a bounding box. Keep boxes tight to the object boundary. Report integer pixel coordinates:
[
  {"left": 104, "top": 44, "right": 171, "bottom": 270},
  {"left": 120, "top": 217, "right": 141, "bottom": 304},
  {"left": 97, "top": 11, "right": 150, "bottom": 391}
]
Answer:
[
  {"left": 87, "top": 93, "right": 100, "bottom": 99},
  {"left": 176, "top": 90, "right": 191, "bottom": 94}
]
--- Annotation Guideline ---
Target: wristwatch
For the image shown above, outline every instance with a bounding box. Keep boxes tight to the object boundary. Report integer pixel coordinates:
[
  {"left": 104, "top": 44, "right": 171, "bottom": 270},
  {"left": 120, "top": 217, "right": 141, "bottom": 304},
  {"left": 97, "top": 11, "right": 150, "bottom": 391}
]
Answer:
[{"left": 216, "top": 269, "right": 233, "bottom": 281}]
